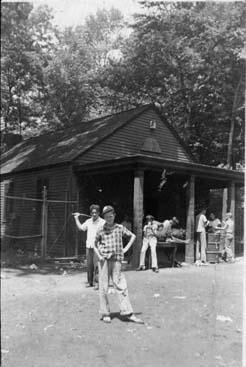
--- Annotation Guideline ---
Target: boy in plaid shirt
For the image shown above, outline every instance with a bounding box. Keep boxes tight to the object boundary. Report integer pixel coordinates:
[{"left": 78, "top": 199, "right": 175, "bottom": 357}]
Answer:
[{"left": 94, "top": 205, "right": 144, "bottom": 324}]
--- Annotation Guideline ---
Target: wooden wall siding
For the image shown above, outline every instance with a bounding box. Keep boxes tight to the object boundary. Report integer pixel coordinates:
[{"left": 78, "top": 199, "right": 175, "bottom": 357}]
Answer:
[
  {"left": 1, "top": 180, "right": 12, "bottom": 238},
  {"left": 75, "top": 109, "right": 192, "bottom": 165},
  {"left": 0, "top": 165, "right": 77, "bottom": 256}
]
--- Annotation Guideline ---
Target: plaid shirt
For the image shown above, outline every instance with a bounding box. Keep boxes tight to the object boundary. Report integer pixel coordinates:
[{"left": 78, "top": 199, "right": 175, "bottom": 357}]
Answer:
[{"left": 94, "top": 223, "right": 133, "bottom": 262}]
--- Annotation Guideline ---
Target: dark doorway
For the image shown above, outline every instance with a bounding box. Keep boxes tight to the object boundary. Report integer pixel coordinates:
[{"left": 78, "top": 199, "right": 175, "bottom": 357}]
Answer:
[{"left": 144, "top": 171, "right": 187, "bottom": 226}]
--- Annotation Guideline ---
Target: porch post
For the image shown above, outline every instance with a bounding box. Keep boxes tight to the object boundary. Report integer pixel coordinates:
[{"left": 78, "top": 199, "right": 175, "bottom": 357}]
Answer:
[
  {"left": 229, "top": 181, "right": 236, "bottom": 257},
  {"left": 222, "top": 188, "right": 228, "bottom": 219},
  {"left": 133, "top": 169, "right": 144, "bottom": 268},
  {"left": 185, "top": 175, "right": 195, "bottom": 263}
]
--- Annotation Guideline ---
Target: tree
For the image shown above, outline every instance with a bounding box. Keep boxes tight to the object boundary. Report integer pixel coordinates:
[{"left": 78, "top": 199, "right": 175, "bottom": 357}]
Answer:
[
  {"left": 1, "top": 3, "right": 57, "bottom": 136},
  {"left": 99, "top": 1, "right": 245, "bottom": 166},
  {"left": 42, "top": 7, "right": 126, "bottom": 127}
]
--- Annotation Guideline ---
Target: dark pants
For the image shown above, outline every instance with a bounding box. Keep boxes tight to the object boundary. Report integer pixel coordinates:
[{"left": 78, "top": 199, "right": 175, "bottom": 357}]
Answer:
[{"left": 86, "top": 248, "right": 98, "bottom": 286}]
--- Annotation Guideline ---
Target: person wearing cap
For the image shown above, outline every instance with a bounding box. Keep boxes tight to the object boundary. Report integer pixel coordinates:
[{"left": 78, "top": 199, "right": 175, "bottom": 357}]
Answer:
[
  {"left": 93, "top": 205, "right": 144, "bottom": 324},
  {"left": 137, "top": 215, "right": 159, "bottom": 272},
  {"left": 215, "top": 212, "right": 235, "bottom": 262},
  {"left": 73, "top": 204, "right": 105, "bottom": 289}
]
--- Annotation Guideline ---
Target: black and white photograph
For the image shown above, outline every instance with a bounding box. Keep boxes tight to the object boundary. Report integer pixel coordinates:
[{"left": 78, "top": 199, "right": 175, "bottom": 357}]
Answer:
[{"left": 1, "top": 1, "right": 245, "bottom": 366}]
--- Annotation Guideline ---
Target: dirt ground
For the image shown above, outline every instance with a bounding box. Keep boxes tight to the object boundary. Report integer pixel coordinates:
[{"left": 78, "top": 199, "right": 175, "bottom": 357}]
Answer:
[{"left": 1, "top": 259, "right": 244, "bottom": 367}]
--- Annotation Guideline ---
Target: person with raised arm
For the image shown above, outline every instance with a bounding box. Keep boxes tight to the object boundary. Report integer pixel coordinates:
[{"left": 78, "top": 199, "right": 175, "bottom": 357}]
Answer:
[{"left": 73, "top": 204, "right": 105, "bottom": 289}]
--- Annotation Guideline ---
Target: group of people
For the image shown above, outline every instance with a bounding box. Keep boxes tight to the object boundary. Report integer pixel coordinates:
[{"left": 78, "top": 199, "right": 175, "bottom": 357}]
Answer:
[
  {"left": 73, "top": 204, "right": 235, "bottom": 324},
  {"left": 195, "top": 208, "right": 235, "bottom": 264}
]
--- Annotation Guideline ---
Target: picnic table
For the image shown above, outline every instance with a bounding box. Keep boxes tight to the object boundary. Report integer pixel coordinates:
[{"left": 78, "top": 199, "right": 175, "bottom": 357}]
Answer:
[
  {"left": 147, "top": 240, "right": 188, "bottom": 268},
  {"left": 156, "top": 241, "right": 178, "bottom": 268}
]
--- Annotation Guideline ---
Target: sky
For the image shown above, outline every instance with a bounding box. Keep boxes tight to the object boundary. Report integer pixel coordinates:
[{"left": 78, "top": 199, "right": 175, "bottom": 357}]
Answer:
[
  {"left": 4, "top": 0, "right": 235, "bottom": 29},
  {"left": 32, "top": 0, "right": 143, "bottom": 28}
]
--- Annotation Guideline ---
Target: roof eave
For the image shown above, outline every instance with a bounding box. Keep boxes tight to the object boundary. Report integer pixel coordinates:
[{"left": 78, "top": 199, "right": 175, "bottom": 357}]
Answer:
[{"left": 73, "top": 155, "right": 244, "bottom": 183}]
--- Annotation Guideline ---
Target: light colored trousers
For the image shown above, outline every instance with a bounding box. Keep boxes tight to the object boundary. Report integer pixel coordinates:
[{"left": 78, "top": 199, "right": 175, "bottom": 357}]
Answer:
[
  {"left": 139, "top": 237, "right": 158, "bottom": 268},
  {"left": 98, "top": 259, "right": 133, "bottom": 317},
  {"left": 196, "top": 231, "right": 207, "bottom": 262},
  {"left": 223, "top": 235, "right": 234, "bottom": 260}
]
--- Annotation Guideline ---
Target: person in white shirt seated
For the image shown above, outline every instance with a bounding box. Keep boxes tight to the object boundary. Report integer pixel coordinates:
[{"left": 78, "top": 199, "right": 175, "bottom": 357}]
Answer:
[{"left": 73, "top": 205, "right": 105, "bottom": 289}]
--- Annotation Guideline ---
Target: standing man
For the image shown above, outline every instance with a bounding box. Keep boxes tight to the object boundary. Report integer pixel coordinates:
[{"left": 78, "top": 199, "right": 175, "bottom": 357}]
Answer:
[
  {"left": 94, "top": 205, "right": 144, "bottom": 324},
  {"left": 215, "top": 212, "right": 235, "bottom": 262},
  {"left": 73, "top": 204, "right": 105, "bottom": 289},
  {"left": 195, "top": 208, "right": 209, "bottom": 264},
  {"left": 137, "top": 215, "right": 159, "bottom": 272}
]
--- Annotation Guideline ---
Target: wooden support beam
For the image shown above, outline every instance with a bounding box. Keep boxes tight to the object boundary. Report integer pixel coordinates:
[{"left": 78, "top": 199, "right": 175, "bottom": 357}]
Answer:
[
  {"left": 229, "top": 181, "right": 236, "bottom": 257},
  {"left": 41, "top": 186, "right": 48, "bottom": 259},
  {"left": 64, "top": 190, "right": 69, "bottom": 257},
  {"left": 185, "top": 175, "right": 195, "bottom": 263},
  {"left": 132, "top": 170, "right": 144, "bottom": 268},
  {"left": 75, "top": 188, "right": 79, "bottom": 257},
  {"left": 222, "top": 188, "right": 228, "bottom": 219}
]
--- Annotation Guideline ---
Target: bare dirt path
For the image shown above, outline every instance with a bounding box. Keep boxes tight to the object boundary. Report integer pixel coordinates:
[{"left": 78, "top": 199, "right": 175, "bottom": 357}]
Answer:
[{"left": 1, "top": 260, "right": 243, "bottom": 367}]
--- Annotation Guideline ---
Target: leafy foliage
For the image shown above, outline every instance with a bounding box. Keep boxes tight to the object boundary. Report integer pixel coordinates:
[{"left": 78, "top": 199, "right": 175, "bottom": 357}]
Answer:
[
  {"left": 99, "top": 2, "right": 245, "bottom": 166},
  {"left": 1, "top": 2, "right": 245, "bottom": 166},
  {"left": 1, "top": 3, "right": 56, "bottom": 135}
]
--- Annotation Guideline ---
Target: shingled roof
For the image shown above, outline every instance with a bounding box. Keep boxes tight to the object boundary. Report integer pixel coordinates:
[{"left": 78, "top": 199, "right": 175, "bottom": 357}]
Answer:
[{"left": 1, "top": 105, "right": 160, "bottom": 175}]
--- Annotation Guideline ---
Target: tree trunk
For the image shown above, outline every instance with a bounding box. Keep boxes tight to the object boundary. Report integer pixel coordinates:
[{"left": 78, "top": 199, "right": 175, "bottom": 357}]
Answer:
[
  {"left": 226, "top": 74, "right": 243, "bottom": 168},
  {"left": 222, "top": 73, "right": 243, "bottom": 218},
  {"left": 18, "top": 97, "right": 22, "bottom": 136}
]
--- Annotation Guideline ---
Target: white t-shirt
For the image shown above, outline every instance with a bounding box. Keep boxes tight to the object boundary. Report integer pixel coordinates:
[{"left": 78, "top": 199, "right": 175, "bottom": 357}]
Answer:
[
  {"left": 224, "top": 218, "right": 234, "bottom": 234},
  {"left": 81, "top": 217, "right": 105, "bottom": 248},
  {"left": 143, "top": 223, "right": 158, "bottom": 239},
  {"left": 163, "top": 220, "right": 172, "bottom": 234},
  {"left": 196, "top": 214, "right": 207, "bottom": 233},
  {"left": 209, "top": 218, "right": 221, "bottom": 229}
]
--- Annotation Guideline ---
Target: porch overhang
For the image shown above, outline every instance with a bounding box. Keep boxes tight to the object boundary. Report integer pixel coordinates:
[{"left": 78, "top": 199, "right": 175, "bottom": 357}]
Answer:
[{"left": 73, "top": 155, "right": 244, "bottom": 184}]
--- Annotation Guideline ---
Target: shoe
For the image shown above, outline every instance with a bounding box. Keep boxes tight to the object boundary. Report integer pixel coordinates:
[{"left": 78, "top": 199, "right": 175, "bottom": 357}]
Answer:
[
  {"left": 152, "top": 267, "right": 159, "bottom": 272},
  {"left": 86, "top": 283, "right": 93, "bottom": 288},
  {"left": 126, "top": 314, "right": 144, "bottom": 324},
  {"left": 136, "top": 266, "right": 145, "bottom": 271},
  {"left": 102, "top": 316, "right": 111, "bottom": 323},
  {"left": 94, "top": 285, "right": 99, "bottom": 290}
]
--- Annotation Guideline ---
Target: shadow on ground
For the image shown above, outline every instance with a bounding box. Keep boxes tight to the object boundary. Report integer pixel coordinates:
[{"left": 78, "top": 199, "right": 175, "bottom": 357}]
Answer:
[{"left": 1, "top": 252, "right": 88, "bottom": 277}]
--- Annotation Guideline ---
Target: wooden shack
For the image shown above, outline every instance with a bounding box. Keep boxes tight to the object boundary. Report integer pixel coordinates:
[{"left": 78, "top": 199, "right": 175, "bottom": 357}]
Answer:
[{"left": 0, "top": 104, "right": 244, "bottom": 265}]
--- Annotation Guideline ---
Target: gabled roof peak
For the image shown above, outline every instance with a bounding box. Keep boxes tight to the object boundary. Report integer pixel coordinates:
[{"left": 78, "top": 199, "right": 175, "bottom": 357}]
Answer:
[{"left": 1, "top": 104, "right": 155, "bottom": 175}]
